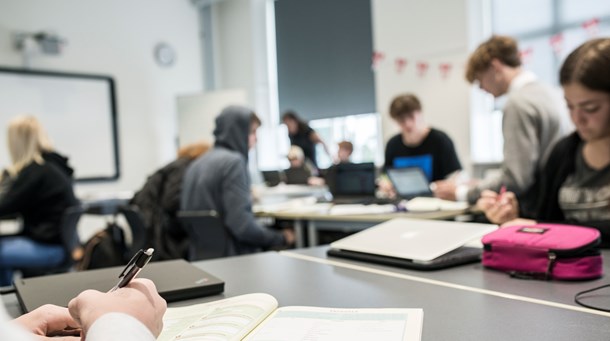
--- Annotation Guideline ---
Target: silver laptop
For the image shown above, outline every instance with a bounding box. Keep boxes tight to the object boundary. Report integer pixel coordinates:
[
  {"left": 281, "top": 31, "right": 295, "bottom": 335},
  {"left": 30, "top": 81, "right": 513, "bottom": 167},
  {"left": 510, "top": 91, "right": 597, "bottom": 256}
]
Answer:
[
  {"left": 328, "top": 218, "right": 497, "bottom": 270},
  {"left": 386, "top": 167, "right": 433, "bottom": 200}
]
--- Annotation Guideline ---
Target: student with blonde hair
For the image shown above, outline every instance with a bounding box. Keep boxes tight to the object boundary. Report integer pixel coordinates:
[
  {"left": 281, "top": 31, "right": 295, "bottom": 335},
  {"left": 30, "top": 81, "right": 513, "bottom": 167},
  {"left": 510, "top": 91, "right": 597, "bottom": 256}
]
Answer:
[{"left": 0, "top": 115, "right": 78, "bottom": 286}]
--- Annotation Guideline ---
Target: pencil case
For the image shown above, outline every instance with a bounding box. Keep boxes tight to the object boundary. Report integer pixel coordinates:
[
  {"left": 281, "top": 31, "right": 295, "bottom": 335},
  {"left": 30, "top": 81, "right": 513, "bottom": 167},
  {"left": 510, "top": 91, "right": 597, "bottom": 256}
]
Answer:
[{"left": 481, "top": 224, "right": 603, "bottom": 280}]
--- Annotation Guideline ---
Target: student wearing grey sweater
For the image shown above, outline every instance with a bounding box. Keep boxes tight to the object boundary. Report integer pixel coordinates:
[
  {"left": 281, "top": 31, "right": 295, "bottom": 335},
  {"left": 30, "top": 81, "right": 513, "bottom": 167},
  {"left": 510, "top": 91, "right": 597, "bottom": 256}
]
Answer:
[
  {"left": 181, "top": 106, "right": 294, "bottom": 256},
  {"left": 434, "top": 35, "right": 565, "bottom": 218}
]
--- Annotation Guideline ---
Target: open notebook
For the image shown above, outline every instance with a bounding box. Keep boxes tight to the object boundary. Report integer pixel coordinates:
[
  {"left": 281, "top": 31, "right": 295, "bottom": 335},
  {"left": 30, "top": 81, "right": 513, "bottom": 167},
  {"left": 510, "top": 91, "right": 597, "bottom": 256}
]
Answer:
[{"left": 158, "top": 293, "right": 423, "bottom": 341}]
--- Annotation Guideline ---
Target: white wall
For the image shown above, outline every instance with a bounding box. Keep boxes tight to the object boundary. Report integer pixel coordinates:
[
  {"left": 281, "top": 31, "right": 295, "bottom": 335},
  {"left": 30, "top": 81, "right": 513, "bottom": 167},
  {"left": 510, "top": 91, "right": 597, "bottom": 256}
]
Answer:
[
  {"left": 371, "top": 0, "right": 475, "bottom": 172},
  {"left": 0, "top": 0, "right": 203, "bottom": 194},
  {"left": 212, "top": 0, "right": 282, "bottom": 170}
]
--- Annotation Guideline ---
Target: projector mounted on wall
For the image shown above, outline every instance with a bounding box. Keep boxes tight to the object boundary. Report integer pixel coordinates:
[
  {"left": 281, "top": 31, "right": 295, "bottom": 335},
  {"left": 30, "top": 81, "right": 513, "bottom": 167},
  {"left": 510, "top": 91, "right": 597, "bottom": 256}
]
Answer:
[{"left": 12, "top": 31, "right": 67, "bottom": 68}]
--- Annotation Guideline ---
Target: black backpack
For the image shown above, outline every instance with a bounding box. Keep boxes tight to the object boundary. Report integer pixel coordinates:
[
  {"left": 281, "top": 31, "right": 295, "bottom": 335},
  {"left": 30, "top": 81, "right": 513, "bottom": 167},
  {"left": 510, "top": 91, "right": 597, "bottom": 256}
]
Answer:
[{"left": 77, "top": 222, "right": 128, "bottom": 270}]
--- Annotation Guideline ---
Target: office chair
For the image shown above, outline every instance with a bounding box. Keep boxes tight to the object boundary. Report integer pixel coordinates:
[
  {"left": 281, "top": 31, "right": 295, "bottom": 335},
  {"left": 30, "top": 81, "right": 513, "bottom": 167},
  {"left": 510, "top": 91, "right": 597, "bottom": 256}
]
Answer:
[
  {"left": 117, "top": 205, "right": 148, "bottom": 256},
  {"left": 177, "top": 210, "right": 229, "bottom": 261},
  {"left": 20, "top": 204, "right": 87, "bottom": 278}
]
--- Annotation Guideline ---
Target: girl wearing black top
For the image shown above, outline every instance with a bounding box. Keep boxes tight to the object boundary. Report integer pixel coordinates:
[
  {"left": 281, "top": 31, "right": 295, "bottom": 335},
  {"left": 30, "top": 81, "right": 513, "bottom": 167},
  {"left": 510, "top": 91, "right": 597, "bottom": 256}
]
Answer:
[
  {"left": 282, "top": 111, "right": 330, "bottom": 167},
  {"left": 0, "top": 116, "right": 78, "bottom": 286}
]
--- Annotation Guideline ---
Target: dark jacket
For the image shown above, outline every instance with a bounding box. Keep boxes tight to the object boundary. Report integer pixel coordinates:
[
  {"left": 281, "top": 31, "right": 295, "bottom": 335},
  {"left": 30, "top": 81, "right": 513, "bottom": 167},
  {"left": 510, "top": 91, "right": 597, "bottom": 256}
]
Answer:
[
  {"left": 181, "top": 106, "right": 286, "bottom": 255},
  {"left": 131, "top": 157, "right": 192, "bottom": 260},
  {"left": 535, "top": 132, "right": 610, "bottom": 247},
  {"left": 0, "top": 153, "right": 77, "bottom": 244}
]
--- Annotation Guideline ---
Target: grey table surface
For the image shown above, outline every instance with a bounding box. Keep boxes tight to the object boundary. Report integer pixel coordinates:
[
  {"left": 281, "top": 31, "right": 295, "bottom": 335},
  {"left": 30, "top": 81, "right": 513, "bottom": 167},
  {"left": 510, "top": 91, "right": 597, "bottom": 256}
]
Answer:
[
  {"left": 3, "top": 251, "right": 610, "bottom": 340},
  {"left": 285, "top": 246, "right": 610, "bottom": 309}
]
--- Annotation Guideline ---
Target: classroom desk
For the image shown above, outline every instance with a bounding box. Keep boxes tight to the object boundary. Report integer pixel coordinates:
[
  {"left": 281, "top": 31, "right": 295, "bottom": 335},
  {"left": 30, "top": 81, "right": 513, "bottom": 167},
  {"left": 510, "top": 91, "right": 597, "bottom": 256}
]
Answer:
[
  {"left": 257, "top": 209, "right": 465, "bottom": 248},
  {"left": 2, "top": 251, "right": 609, "bottom": 339},
  {"left": 284, "top": 246, "right": 610, "bottom": 309}
]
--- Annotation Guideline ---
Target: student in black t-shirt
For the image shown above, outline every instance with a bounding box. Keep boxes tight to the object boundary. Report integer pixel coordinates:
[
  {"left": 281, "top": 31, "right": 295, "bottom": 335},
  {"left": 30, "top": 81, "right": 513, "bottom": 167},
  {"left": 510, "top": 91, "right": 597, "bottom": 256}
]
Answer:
[
  {"left": 282, "top": 111, "right": 330, "bottom": 167},
  {"left": 383, "top": 93, "right": 462, "bottom": 182}
]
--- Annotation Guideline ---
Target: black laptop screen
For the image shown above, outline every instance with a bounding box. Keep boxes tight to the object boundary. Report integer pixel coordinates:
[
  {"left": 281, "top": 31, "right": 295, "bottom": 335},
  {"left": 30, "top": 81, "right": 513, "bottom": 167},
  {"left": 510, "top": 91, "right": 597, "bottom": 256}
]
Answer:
[{"left": 332, "top": 163, "right": 376, "bottom": 196}]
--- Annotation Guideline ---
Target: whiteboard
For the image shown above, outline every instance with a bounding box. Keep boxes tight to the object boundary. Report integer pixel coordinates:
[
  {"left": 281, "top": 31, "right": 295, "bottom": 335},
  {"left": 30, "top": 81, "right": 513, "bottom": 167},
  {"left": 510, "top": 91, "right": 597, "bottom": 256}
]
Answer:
[{"left": 0, "top": 68, "right": 119, "bottom": 182}]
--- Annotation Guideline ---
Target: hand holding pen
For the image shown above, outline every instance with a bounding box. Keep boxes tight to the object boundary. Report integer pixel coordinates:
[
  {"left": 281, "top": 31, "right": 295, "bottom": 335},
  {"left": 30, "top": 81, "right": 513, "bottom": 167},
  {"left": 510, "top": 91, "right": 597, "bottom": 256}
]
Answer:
[
  {"left": 109, "top": 248, "right": 154, "bottom": 292},
  {"left": 477, "top": 186, "right": 519, "bottom": 225}
]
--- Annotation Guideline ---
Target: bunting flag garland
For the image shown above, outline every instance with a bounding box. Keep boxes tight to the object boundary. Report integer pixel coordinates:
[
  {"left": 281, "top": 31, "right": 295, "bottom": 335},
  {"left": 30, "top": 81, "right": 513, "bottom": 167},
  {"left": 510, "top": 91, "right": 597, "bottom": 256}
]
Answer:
[{"left": 371, "top": 17, "right": 601, "bottom": 79}]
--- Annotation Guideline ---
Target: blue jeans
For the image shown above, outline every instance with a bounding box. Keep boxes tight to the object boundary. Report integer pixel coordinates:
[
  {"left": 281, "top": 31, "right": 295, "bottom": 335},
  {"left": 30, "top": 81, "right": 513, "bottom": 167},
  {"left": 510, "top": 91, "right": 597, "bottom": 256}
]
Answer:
[{"left": 0, "top": 236, "right": 65, "bottom": 286}]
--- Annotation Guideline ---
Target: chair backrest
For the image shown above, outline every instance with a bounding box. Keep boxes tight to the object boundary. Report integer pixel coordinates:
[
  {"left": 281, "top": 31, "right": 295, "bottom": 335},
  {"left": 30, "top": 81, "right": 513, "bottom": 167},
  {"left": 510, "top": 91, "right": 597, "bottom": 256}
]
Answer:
[
  {"left": 177, "top": 210, "right": 228, "bottom": 261},
  {"left": 117, "top": 205, "right": 148, "bottom": 256},
  {"left": 59, "top": 204, "right": 87, "bottom": 261}
]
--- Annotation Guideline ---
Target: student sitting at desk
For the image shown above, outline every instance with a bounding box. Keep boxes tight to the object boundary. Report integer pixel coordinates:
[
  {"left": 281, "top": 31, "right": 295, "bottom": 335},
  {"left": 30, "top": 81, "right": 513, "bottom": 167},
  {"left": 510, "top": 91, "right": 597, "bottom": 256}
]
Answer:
[
  {"left": 379, "top": 93, "right": 461, "bottom": 197},
  {"left": 181, "top": 106, "right": 295, "bottom": 255},
  {"left": 285, "top": 145, "right": 324, "bottom": 186},
  {"left": 2, "top": 278, "right": 166, "bottom": 340},
  {"left": 478, "top": 38, "right": 610, "bottom": 247},
  {"left": 0, "top": 116, "right": 78, "bottom": 286},
  {"left": 336, "top": 140, "right": 353, "bottom": 164}
]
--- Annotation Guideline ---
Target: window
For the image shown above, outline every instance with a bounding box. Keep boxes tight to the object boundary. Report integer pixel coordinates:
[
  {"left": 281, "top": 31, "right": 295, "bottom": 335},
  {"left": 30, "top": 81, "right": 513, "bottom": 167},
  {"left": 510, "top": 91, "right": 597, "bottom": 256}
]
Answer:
[
  {"left": 471, "top": 1, "right": 610, "bottom": 163},
  {"left": 309, "top": 113, "right": 383, "bottom": 169}
]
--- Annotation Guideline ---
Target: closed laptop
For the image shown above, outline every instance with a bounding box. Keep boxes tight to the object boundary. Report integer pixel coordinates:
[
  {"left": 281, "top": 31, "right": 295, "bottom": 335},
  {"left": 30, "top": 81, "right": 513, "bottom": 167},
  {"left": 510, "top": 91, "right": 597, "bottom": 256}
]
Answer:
[
  {"left": 14, "top": 259, "right": 224, "bottom": 313},
  {"left": 328, "top": 218, "right": 497, "bottom": 270}
]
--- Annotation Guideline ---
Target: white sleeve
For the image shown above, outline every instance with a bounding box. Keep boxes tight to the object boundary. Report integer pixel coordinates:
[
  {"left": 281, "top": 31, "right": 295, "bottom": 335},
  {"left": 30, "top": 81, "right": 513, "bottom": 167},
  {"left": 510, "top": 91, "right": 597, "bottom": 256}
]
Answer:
[
  {"left": 86, "top": 312, "right": 156, "bottom": 341},
  {"left": 0, "top": 304, "right": 35, "bottom": 341}
]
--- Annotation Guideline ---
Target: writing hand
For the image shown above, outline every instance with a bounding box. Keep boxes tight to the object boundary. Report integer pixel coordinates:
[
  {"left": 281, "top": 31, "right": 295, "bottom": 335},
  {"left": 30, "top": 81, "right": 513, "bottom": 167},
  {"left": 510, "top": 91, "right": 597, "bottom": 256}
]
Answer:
[
  {"left": 68, "top": 278, "right": 167, "bottom": 338},
  {"left": 12, "top": 304, "right": 80, "bottom": 340}
]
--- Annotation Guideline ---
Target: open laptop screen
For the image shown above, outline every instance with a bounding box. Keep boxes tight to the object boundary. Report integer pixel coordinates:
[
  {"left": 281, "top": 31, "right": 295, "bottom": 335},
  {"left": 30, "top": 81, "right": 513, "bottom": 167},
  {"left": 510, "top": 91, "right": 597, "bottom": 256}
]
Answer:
[
  {"left": 330, "top": 162, "right": 376, "bottom": 197},
  {"left": 387, "top": 167, "right": 432, "bottom": 199}
]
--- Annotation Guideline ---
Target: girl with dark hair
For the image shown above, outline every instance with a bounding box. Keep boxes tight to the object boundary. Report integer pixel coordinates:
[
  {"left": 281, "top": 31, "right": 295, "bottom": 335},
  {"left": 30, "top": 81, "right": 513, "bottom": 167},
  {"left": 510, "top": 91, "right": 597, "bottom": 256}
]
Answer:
[
  {"left": 281, "top": 111, "right": 330, "bottom": 167},
  {"left": 478, "top": 38, "right": 610, "bottom": 247}
]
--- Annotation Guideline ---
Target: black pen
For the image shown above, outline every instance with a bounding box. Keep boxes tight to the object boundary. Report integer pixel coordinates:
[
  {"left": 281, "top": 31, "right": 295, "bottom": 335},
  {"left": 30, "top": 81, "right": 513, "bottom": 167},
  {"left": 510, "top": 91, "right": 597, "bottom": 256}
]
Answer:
[{"left": 109, "top": 248, "right": 154, "bottom": 292}]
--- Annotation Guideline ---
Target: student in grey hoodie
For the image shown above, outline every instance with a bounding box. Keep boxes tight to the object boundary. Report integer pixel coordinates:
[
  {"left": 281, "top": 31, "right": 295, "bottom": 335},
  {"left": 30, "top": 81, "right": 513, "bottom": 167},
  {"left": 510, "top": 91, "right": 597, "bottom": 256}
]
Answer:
[{"left": 181, "top": 106, "right": 295, "bottom": 256}]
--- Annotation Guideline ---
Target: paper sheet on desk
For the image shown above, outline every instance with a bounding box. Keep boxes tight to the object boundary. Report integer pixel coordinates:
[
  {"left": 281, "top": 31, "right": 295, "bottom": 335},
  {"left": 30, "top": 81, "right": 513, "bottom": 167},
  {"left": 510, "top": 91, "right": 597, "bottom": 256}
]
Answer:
[
  {"left": 405, "top": 197, "right": 468, "bottom": 212},
  {"left": 329, "top": 204, "right": 396, "bottom": 215},
  {"left": 254, "top": 197, "right": 331, "bottom": 214}
]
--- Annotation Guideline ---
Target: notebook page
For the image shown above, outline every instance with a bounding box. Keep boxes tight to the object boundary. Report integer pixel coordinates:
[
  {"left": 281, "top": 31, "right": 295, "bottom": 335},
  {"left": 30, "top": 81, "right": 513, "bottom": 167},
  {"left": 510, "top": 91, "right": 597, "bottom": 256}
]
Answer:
[
  {"left": 244, "top": 306, "right": 423, "bottom": 341},
  {"left": 157, "top": 293, "right": 278, "bottom": 341}
]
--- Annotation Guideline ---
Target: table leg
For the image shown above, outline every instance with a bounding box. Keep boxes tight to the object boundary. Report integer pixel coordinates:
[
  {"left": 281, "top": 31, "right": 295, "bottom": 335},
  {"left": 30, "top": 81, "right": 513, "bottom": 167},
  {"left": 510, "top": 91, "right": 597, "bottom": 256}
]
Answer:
[
  {"left": 294, "top": 220, "right": 304, "bottom": 248},
  {"left": 308, "top": 220, "right": 318, "bottom": 247}
]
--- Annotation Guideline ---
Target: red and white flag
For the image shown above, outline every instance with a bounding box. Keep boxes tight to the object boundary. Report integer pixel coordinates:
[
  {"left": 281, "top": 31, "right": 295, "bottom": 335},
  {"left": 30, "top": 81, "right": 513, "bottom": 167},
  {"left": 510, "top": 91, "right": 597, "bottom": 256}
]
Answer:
[
  {"left": 395, "top": 57, "right": 407, "bottom": 74},
  {"left": 439, "top": 63, "right": 452, "bottom": 79},
  {"left": 372, "top": 51, "right": 385, "bottom": 70},
  {"left": 416, "top": 61, "right": 429, "bottom": 77},
  {"left": 519, "top": 47, "right": 534, "bottom": 64},
  {"left": 582, "top": 18, "right": 600, "bottom": 37},
  {"left": 549, "top": 33, "right": 564, "bottom": 55}
]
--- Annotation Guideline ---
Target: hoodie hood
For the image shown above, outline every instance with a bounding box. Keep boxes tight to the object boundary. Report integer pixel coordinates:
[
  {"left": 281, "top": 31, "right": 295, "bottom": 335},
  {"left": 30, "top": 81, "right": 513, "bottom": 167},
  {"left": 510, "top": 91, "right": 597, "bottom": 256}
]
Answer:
[
  {"left": 42, "top": 151, "right": 75, "bottom": 179},
  {"left": 213, "top": 105, "right": 252, "bottom": 158}
]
